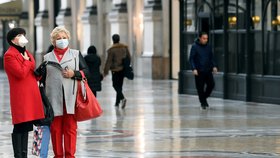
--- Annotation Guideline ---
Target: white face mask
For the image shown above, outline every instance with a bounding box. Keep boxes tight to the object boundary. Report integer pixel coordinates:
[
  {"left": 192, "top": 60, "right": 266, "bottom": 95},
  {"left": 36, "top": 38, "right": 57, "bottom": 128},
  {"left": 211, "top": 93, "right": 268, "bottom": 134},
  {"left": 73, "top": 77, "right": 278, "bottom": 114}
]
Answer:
[
  {"left": 18, "top": 35, "right": 28, "bottom": 47},
  {"left": 56, "top": 39, "right": 69, "bottom": 49}
]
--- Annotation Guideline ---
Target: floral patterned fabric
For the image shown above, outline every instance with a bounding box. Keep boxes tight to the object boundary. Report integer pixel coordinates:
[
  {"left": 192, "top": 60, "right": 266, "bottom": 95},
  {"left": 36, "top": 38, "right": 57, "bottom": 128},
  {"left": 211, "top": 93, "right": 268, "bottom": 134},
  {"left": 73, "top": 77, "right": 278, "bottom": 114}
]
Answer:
[{"left": 32, "top": 126, "right": 43, "bottom": 156}]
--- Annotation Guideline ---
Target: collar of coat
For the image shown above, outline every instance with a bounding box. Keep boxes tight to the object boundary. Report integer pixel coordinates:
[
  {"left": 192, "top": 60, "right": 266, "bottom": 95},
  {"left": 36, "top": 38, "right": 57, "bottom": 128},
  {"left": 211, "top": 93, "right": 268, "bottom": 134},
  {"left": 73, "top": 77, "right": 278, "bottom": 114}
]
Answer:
[{"left": 108, "top": 43, "right": 127, "bottom": 51}]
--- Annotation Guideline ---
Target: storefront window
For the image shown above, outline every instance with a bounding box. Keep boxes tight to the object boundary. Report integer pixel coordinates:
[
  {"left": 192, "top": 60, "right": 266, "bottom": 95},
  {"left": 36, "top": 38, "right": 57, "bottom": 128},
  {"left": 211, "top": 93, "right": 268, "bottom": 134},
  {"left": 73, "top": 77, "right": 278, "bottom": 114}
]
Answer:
[
  {"left": 182, "top": 0, "right": 280, "bottom": 75},
  {"left": 261, "top": 0, "right": 280, "bottom": 75}
]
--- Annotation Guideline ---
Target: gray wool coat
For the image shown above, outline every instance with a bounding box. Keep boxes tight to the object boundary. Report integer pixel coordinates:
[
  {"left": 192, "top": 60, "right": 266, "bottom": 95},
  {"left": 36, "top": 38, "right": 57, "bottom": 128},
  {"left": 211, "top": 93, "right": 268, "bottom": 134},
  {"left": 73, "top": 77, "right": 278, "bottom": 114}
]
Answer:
[{"left": 44, "top": 49, "right": 80, "bottom": 116}]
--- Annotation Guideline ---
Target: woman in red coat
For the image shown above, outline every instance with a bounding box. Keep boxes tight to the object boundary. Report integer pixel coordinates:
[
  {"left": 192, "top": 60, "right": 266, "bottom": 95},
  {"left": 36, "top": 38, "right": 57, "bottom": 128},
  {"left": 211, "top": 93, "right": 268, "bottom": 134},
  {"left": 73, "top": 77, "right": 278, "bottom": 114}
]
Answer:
[{"left": 4, "top": 28, "right": 45, "bottom": 158}]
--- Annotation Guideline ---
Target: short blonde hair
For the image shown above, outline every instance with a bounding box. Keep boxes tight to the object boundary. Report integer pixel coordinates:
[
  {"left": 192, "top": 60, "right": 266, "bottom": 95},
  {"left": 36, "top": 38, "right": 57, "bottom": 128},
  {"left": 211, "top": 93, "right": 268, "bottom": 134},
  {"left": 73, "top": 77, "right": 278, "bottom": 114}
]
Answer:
[{"left": 50, "top": 26, "right": 71, "bottom": 45}]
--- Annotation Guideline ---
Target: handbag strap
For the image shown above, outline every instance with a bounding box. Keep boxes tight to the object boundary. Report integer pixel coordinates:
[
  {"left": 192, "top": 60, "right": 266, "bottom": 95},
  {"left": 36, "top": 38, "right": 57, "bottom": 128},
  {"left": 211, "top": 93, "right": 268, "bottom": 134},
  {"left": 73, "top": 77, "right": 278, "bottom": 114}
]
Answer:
[{"left": 79, "top": 71, "right": 86, "bottom": 80}]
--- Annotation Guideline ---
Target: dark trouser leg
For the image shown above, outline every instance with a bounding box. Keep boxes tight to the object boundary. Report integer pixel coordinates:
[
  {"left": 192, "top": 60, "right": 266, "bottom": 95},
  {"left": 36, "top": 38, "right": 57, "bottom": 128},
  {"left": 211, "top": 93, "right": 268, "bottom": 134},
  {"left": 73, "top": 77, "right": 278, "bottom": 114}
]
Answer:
[
  {"left": 205, "top": 72, "right": 215, "bottom": 98},
  {"left": 21, "top": 132, "right": 28, "bottom": 158},
  {"left": 112, "top": 71, "right": 125, "bottom": 106},
  {"left": 12, "top": 133, "right": 22, "bottom": 158},
  {"left": 12, "top": 122, "right": 32, "bottom": 158},
  {"left": 195, "top": 73, "right": 206, "bottom": 105},
  {"left": 11, "top": 132, "right": 28, "bottom": 158}
]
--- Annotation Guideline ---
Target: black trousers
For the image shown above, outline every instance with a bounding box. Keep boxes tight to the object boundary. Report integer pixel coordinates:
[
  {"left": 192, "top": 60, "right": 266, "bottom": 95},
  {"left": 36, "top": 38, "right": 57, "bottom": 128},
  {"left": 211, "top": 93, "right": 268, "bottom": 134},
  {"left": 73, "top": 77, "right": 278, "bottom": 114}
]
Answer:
[
  {"left": 12, "top": 121, "right": 33, "bottom": 158},
  {"left": 112, "top": 70, "right": 125, "bottom": 105},
  {"left": 194, "top": 71, "right": 215, "bottom": 105},
  {"left": 13, "top": 121, "right": 33, "bottom": 133}
]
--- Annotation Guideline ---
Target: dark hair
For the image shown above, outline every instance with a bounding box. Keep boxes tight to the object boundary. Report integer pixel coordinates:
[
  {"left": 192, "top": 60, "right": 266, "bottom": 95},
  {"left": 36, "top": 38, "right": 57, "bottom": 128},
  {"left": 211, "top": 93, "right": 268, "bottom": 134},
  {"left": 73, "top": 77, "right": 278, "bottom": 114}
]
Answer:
[
  {"left": 87, "top": 45, "right": 97, "bottom": 54},
  {"left": 6, "top": 28, "right": 26, "bottom": 45},
  {"left": 112, "top": 34, "right": 120, "bottom": 43},
  {"left": 198, "top": 32, "right": 208, "bottom": 38}
]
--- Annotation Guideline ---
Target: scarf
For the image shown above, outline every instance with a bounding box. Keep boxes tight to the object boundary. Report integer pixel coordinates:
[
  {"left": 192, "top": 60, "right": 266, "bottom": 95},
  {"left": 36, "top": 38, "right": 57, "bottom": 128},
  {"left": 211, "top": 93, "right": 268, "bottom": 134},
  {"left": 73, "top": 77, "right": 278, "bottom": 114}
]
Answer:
[
  {"left": 10, "top": 42, "right": 26, "bottom": 54},
  {"left": 54, "top": 47, "right": 68, "bottom": 62}
]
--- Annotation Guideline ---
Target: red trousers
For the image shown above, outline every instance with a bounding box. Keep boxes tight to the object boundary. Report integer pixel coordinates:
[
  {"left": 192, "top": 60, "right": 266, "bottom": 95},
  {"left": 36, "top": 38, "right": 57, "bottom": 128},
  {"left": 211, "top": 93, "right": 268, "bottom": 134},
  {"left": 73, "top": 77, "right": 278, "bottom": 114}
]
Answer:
[{"left": 50, "top": 113, "right": 77, "bottom": 158}]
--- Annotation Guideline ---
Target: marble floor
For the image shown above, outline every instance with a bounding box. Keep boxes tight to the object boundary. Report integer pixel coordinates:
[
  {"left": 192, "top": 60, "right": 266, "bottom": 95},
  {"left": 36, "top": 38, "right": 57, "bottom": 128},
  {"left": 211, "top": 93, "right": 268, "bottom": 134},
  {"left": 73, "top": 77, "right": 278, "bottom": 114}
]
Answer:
[{"left": 1, "top": 70, "right": 280, "bottom": 158}]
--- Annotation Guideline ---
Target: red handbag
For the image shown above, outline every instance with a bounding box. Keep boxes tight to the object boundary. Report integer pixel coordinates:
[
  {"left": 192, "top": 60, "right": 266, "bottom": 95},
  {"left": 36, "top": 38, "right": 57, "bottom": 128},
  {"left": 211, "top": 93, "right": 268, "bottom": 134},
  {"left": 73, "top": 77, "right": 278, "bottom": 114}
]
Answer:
[{"left": 75, "top": 71, "right": 103, "bottom": 121}]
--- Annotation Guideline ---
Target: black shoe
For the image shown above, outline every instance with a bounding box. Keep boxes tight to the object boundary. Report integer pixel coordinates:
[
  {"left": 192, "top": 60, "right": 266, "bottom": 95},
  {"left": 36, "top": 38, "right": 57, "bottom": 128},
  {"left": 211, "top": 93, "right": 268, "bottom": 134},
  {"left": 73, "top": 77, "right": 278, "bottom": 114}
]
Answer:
[
  {"left": 121, "top": 99, "right": 127, "bottom": 109},
  {"left": 205, "top": 101, "right": 210, "bottom": 109},
  {"left": 115, "top": 103, "right": 119, "bottom": 109},
  {"left": 200, "top": 104, "right": 206, "bottom": 110}
]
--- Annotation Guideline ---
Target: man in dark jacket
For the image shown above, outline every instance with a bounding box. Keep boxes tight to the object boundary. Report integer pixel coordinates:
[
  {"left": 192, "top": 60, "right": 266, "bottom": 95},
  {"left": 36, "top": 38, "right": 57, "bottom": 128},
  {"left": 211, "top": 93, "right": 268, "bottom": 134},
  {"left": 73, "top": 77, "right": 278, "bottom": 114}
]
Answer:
[
  {"left": 189, "top": 32, "right": 218, "bottom": 109},
  {"left": 104, "top": 34, "right": 131, "bottom": 109}
]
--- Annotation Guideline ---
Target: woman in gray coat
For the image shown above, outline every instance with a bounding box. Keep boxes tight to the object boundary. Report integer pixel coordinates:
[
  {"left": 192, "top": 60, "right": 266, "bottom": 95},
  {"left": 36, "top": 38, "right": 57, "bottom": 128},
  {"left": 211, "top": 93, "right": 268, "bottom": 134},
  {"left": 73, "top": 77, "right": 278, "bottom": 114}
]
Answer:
[{"left": 36, "top": 26, "right": 89, "bottom": 158}]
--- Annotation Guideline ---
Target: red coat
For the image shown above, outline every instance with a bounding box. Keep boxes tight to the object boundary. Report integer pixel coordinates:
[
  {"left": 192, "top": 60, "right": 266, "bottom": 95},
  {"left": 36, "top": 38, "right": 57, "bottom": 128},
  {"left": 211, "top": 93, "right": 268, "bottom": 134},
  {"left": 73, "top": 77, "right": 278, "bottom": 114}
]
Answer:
[{"left": 4, "top": 46, "right": 45, "bottom": 124}]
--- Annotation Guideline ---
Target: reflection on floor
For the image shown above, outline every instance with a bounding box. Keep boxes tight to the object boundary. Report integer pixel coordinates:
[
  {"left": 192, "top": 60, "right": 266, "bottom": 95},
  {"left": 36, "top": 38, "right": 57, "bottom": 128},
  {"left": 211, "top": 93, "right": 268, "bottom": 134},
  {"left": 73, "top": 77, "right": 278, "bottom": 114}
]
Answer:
[{"left": 0, "top": 70, "right": 280, "bottom": 158}]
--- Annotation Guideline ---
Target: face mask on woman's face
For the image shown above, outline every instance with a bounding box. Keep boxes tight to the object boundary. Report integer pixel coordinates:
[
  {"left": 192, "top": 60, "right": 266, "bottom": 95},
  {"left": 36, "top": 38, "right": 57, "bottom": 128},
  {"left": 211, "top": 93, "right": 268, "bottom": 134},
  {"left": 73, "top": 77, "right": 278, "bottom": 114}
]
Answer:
[
  {"left": 56, "top": 39, "right": 69, "bottom": 49},
  {"left": 18, "top": 35, "right": 28, "bottom": 47}
]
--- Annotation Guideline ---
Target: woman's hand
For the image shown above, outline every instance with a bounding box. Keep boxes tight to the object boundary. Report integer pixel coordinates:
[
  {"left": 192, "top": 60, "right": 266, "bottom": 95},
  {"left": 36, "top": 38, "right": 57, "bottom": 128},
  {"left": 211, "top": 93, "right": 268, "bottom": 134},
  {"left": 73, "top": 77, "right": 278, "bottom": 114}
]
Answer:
[
  {"left": 62, "top": 68, "right": 74, "bottom": 78},
  {"left": 21, "top": 52, "right": 30, "bottom": 60}
]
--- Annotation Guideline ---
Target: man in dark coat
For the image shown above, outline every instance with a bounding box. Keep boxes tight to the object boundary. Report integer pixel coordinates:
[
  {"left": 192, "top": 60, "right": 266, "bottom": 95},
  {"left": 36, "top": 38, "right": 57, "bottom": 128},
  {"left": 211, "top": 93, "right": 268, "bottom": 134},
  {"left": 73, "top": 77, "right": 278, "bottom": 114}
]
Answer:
[
  {"left": 104, "top": 34, "right": 131, "bottom": 109},
  {"left": 189, "top": 32, "right": 218, "bottom": 110},
  {"left": 84, "top": 45, "right": 102, "bottom": 97}
]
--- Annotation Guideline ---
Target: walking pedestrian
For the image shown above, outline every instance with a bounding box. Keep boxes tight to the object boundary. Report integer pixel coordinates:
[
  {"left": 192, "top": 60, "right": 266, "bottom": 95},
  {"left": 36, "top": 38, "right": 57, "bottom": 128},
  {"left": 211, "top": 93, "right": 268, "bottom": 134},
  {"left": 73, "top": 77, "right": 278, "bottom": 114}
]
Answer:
[
  {"left": 104, "top": 34, "right": 131, "bottom": 109},
  {"left": 84, "top": 45, "right": 102, "bottom": 97},
  {"left": 189, "top": 32, "right": 218, "bottom": 109}
]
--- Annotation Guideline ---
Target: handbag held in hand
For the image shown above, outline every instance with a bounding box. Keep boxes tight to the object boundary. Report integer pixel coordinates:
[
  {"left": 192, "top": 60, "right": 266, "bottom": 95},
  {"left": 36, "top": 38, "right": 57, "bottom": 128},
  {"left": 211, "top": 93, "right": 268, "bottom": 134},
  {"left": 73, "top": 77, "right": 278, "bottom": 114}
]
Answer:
[
  {"left": 75, "top": 71, "right": 103, "bottom": 121},
  {"left": 123, "top": 54, "right": 134, "bottom": 80}
]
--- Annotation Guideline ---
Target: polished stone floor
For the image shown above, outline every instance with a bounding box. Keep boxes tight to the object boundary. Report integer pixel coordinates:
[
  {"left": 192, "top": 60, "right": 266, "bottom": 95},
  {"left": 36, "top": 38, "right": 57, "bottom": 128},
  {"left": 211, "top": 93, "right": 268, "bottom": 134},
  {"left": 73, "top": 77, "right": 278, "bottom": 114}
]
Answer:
[{"left": 1, "top": 70, "right": 280, "bottom": 158}]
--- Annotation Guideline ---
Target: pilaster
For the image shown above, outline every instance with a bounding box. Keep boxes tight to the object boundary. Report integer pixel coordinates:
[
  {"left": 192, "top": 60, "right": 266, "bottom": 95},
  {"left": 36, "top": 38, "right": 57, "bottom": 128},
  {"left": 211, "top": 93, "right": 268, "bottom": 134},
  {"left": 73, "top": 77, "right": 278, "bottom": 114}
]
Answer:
[
  {"left": 34, "top": 0, "right": 51, "bottom": 64},
  {"left": 142, "top": 0, "right": 167, "bottom": 79},
  {"left": 56, "top": 0, "right": 73, "bottom": 46},
  {"left": 81, "top": 0, "right": 98, "bottom": 55},
  {"left": 108, "top": 0, "right": 129, "bottom": 44},
  {"left": 20, "top": 0, "right": 34, "bottom": 53}
]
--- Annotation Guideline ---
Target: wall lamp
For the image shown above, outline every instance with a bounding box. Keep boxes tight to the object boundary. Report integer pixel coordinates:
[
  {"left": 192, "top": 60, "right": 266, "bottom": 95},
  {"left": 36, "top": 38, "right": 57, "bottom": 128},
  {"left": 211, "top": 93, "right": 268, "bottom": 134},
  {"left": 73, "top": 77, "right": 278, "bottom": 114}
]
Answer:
[
  {"left": 272, "top": 16, "right": 280, "bottom": 26},
  {"left": 228, "top": 16, "right": 237, "bottom": 25},
  {"left": 229, "top": 16, "right": 261, "bottom": 26},
  {"left": 185, "top": 19, "right": 192, "bottom": 26},
  {"left": 251, "top": 16, "right": 260, "bottom": 24}
]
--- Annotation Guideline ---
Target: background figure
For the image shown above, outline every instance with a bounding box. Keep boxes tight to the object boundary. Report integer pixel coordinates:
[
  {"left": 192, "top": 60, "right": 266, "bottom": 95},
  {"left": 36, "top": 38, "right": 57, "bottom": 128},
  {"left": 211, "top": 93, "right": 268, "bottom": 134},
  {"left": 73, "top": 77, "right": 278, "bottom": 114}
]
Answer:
[
  {"left": 104, "top": 34, "right": 131, "bottom": 109},
  {"left": 37, "top": 26, "right": 89, "bottom": 158},
  {"left": 46, "top": 45, "right": 54, "bottom": 54},
  {"left": 4, "top": 27, "right": 45, "bottom": 158},
  {"left": 84, "top": 45, "right": 102, "bottom": 97},
  {"left": 189, "top": 32, "right": 218, "bottom": 110}
]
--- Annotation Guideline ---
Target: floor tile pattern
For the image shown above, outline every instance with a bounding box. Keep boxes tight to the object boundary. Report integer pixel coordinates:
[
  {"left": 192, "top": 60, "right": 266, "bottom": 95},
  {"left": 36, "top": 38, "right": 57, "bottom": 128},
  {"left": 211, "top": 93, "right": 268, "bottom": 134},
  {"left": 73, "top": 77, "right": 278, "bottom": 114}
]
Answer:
[{"left": 0, "top": 70, "right": 280, "bottom": 158}]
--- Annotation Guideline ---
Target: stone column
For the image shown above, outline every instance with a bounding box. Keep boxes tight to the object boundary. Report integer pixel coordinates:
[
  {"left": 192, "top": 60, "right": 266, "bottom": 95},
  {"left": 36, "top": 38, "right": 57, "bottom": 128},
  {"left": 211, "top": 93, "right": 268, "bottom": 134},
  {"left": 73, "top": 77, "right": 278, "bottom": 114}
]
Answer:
[
  {"left": 81, "top": 0, "right": 98, "bottom": 55},
  {"left": 142, "top": 0, "right": 166, "bottom": 79},
  {"left": 108, "top": 0, "right": 129, "bottom": 44},
  {"left": 20, "top": 0, "right": 35, "bottom": 54},
  {"left": 34, "top": 0, "right": 51, "bottom": 64},
  {"left": 130, "top": 0, "right": 144, "bottom": 78},
  {"left": 56, "top": 0, "right": 74, "bottom": 47}
]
